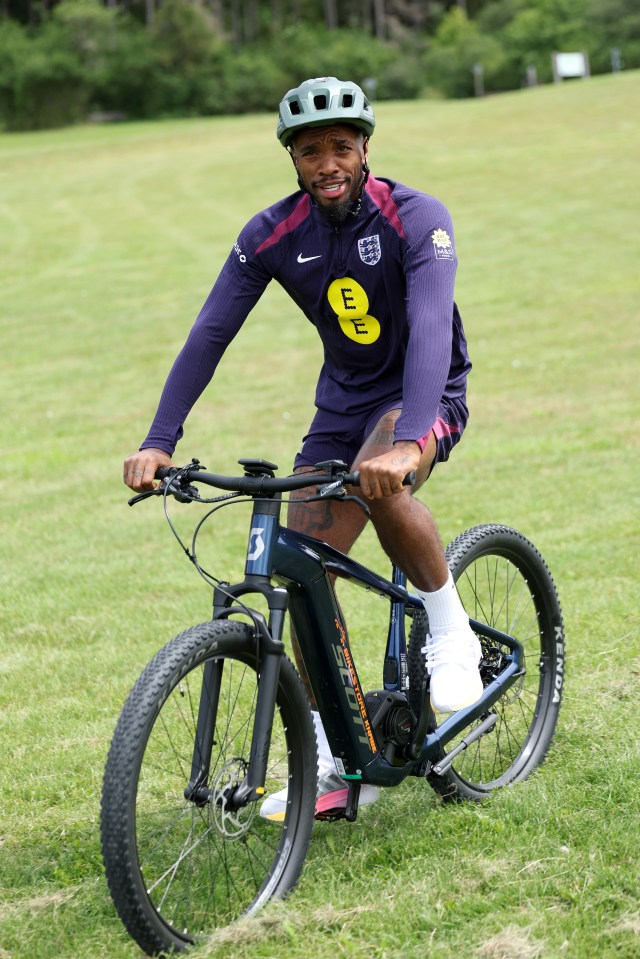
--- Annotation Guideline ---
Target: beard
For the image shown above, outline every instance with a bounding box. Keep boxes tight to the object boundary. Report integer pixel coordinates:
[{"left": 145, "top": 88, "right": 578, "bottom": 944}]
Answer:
[
  {"left": 319, "top": 194, "right": 357, "bottom": 226},
  {"left": 302, "top": 165, "right": 368, "bottom": 225}
]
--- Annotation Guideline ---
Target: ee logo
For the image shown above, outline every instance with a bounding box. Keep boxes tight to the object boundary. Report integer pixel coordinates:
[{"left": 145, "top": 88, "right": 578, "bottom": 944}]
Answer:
[{"left": 327, "top": 277, "right": 381, "bottom": 344}]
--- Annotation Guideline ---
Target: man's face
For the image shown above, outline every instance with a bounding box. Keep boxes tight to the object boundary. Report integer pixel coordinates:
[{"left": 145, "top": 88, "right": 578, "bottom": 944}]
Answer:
[{"left": 290, "top": 124, "right": 369, "bottom": 222}]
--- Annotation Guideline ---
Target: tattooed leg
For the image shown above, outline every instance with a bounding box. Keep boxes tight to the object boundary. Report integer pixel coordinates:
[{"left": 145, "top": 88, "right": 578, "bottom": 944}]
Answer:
[
  {"left": 356, "top": 409, "right": 450, "bottom": 592},
  {"left": 287, "top": 468, "right": 369, "bottom": 551}
]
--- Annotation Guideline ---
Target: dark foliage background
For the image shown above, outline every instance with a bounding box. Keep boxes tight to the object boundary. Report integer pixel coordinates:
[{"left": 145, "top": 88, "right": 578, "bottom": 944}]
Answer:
[{"left": 0, "top": 0, "right": 637, "bottom": 129}]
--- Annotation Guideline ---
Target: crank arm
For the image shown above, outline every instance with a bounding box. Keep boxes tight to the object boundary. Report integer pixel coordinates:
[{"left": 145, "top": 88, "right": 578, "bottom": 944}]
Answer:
[{"left": 431, "top": 712, "right": 498, "bottom": 776}]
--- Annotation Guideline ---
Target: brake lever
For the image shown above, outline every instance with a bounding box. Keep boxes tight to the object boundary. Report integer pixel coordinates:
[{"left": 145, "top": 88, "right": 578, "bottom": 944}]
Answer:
[
  {"left": 339, "top": 493, "right": 370, "bottom": 516},
  {"left": 128, "top": 488, "right": 162, "bottom": 507},
  {"left": 128, "top": 479, "right": 200, "bottom": 507}
]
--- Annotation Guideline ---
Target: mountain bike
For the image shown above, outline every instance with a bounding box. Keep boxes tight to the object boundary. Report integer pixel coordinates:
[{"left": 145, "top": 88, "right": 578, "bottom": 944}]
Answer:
[{"left": 101, "top": 457, "right": 565, "bottom": 956}]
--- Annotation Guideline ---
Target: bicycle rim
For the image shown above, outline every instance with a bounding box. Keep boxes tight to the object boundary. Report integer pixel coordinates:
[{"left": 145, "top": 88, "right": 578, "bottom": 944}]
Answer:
[{"left": 445, "top": 525, "right": 563, "bottom": 795}]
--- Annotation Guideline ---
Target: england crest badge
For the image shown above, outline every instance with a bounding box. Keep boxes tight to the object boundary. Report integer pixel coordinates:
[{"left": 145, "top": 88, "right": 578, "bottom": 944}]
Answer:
[{"left": 358, "top": 234, "right": 382, "bottom": 266}]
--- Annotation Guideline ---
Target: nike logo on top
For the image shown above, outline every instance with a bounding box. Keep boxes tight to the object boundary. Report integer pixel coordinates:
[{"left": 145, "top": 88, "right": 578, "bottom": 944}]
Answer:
[{"left": 297, "top": 253, "right": 322, "bottom": 263}]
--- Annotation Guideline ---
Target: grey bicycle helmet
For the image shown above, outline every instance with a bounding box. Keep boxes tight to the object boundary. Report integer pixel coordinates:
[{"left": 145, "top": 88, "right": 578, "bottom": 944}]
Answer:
[{"left": 277, "top": 76, "right": 375, "bottom": 149}]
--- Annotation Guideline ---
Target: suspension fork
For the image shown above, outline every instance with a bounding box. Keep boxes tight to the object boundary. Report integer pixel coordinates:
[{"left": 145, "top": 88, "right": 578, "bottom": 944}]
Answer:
[
  {"left": 182, "top": 589, "right": 289, "bottom": 808},
  {"left": 227, "top": 591, "right": 289, "bottom": 808},
  {"left": 183, "top": 656, "right": 224, "bottom": 805},
  {"left": 184, "top": 495, "right": 290, "bottom": 809}
]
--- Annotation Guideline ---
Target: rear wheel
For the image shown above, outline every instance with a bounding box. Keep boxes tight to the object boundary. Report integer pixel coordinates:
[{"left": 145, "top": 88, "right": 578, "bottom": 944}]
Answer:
[
  {"left": 101, "top": 620, "right": 316, "bottom": 955},
  {"left": 409, "top": 524, "right": 564, "bottom": 801}
]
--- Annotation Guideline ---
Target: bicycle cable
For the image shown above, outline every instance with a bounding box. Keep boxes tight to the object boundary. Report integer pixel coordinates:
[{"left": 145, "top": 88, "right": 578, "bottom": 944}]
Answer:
[
  {"left": 159, "top": 466, "right": 361, "bottom": 631},
  {"left": 160, "top": 474, "right": 279, "bottom": 631}
]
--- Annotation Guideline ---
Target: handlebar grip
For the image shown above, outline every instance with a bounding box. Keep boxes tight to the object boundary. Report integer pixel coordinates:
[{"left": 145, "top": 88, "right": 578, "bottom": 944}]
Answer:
[{"left": 155, "top": 466, "right": 173, "bottom": 481}]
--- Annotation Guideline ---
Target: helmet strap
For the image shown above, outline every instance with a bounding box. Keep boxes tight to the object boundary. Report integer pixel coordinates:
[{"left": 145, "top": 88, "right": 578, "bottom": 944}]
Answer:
[{"left": 348, "top": 164, "right": 370, "bottom": 216}]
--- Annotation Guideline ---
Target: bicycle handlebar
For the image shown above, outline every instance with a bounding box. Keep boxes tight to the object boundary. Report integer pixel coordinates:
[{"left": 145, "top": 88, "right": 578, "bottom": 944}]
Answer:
[
  {"left": 155, "top": 466, "right": 337, "bottom": 495},
  {"left": 128, "top": 461, "right": 415, "bottom": 507},
  {"left": 154, "top": 464, "right": 415, "bottom": 496}
]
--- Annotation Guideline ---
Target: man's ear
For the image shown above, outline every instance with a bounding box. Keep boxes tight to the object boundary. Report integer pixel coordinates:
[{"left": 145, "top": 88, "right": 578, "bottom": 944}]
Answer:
[
  {"left": 362, "top": 136, "right": 370, "bottom": 165},
  {"left": 288, "top": 147, "right": 299, "bottom": 173}
]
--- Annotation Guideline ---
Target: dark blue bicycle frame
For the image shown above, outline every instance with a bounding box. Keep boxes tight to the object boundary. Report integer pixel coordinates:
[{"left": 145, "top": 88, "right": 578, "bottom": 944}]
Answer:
[{"left": 213, "top": 492, "right": 525, "bottom": 793}]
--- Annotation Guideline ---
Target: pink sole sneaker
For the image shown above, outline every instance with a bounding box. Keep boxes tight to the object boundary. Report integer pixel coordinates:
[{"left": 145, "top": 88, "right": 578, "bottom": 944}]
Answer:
[
  {"left": 314, "top": 784, "right": 379, "bottom": 819},
  {"left": 261, "top": 778, "right": 379, "bottom": 822}
]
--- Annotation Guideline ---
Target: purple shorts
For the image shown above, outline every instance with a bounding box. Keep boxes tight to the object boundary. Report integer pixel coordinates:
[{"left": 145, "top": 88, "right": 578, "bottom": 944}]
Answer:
[{"left": 294, "top": 394, "right": 469, "bottom": 471}]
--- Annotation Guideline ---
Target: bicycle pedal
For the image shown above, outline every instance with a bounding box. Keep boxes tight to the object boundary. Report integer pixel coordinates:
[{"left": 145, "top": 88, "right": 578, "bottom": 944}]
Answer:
[
  {"left": 314, "top": 808, "right": 348, "bottom": 823},
  {"left": 314, "top": 782, "right": 361, "bottom": 822}
]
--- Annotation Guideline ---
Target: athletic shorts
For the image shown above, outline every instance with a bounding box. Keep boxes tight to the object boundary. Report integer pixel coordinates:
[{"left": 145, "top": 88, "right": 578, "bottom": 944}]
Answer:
[{"left": 294, "top": 394, "right": 469, "bottom": 471}]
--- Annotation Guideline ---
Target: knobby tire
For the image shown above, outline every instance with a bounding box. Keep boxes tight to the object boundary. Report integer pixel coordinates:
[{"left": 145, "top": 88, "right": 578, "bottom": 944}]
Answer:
[
  {"left": 101, "top": 620, "right": 316, "bottom": 955},
  {"left": 409, "top": 524, "right": 565, "bottom": 801}
]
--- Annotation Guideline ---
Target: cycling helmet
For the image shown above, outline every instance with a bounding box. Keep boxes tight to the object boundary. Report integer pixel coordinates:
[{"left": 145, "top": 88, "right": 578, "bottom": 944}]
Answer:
[{"left": 277, "top": 77, "right": 375, "bottom": 149}]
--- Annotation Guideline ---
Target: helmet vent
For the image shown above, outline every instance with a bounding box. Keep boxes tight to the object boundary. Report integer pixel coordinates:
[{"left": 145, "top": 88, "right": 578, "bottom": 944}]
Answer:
[{"left": 276, "top": 77, "right": 375, "bottom": 146}]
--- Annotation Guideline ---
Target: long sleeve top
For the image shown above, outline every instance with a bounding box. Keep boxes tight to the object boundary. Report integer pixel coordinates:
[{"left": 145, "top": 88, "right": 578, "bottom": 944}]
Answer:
[{"left": 141, "top": 175, "right": 471, "bottom": 455}]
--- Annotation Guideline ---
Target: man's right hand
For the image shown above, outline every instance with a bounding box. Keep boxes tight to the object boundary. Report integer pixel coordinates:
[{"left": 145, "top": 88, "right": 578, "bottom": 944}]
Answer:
[{"left": 123, "top": 448, "right": 173, "bottom": 492}]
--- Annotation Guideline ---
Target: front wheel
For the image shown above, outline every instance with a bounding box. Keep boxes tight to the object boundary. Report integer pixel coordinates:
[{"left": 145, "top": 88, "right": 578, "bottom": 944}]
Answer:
[
  {"left": 101, "top": 620, "right": 317, "bottom": 955},
  {"left": 409, "top": 524, "right": 565, "bottom": 801}
]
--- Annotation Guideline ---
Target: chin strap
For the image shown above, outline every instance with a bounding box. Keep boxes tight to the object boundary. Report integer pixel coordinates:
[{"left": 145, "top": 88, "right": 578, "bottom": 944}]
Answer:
[{"left": 349, "top": 164, "right": 370, "bottom": 216}]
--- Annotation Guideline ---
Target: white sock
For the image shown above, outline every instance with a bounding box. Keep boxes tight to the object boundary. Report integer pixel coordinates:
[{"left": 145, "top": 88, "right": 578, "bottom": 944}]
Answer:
[
  {"left": 312, "top": 710, "right": 334, "bottom": 772},
  {"left": 416, "top": 572, "right": 468, "bottom": 632}
]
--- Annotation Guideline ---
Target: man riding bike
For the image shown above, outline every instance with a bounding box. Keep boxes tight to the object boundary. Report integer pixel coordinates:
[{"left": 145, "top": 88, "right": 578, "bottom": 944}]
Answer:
[{"left": 124, "top": 76, "right": 482, "bottom": 820}]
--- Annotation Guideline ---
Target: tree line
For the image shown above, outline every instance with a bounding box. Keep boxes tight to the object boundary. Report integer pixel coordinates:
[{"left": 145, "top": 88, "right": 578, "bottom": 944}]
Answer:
[{"left": 0, "top": 0, "right": 637, "bottom": 130}]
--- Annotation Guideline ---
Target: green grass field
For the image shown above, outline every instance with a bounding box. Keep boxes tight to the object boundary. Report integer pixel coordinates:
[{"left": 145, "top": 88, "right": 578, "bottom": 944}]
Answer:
[{"left": 1, "top": 71, "right": 639, "bottom": 959}]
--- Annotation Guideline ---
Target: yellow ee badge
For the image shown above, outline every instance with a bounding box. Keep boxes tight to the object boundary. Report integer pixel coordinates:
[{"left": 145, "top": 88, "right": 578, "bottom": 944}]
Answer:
[
  {"left": 431, "top": 228, "right": 454, "bottom": 260},
  {"left": 327, "top": 277, "right": 381, "bottom": 344}
]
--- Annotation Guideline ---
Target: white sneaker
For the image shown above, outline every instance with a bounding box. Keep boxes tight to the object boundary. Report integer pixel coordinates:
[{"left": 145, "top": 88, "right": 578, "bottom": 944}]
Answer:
[
  {"left": 260, "top": 767, "right": 379, "bottom": 822},
  {"left": 422, "top": 624, "right": 483, "bottom": 713}
]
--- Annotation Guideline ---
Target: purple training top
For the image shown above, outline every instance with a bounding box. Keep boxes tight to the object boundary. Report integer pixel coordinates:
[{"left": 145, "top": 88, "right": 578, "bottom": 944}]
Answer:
[{"left": 141, "top": 175, "right": 471, "bottom": 455}]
